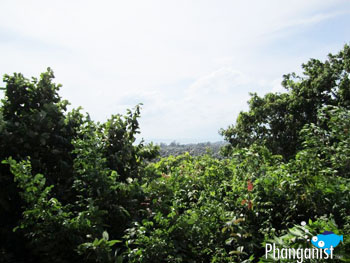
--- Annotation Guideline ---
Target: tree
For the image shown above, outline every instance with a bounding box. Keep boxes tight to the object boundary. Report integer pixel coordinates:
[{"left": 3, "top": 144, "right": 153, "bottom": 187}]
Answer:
[
  {"left": 0, "top": 69, "right": 158, "bottom": 262},
  {"left": 0, "top": 68, "right": 82, "bottom": 261},
  {"left": 220, "top": 44, "right": 350, "bottom": 160}
]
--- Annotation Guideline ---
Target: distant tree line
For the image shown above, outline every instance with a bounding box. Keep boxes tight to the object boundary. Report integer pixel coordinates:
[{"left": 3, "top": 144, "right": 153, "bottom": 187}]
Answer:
[{"left": 158, "top": 141, "right": 228, "bottom": 159}]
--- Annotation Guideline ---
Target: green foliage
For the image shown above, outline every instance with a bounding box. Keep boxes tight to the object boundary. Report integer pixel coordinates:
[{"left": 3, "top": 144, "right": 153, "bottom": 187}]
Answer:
[
  {"left": 77, "top": 231, "right": 123, "bottom": 263},
  {"left": 102, "top": 105, "right": 159, "bottom": 181},
  {"left": 0, "top": 69, "right": 157, "bottom": 262},
  {"left": 125, "top": 154, "right": 234, "bottom": 262},
  {"left": 124, "top": 106, "right": 350, "bottom": 262},
  {"left": 299, "top": 105, "right": 350, "bottom": 178},
  {"left": 125, "top": 152, "right": 350, "bottom": 262},
  {"left": 221, "top": 44, "right": 350, "bottom": 160},
  {"left": 3, "top": 157, "right": 75, "bottom": 262},
  {"left": 0, "top": 68, "right": 82, "bottom": 261}
]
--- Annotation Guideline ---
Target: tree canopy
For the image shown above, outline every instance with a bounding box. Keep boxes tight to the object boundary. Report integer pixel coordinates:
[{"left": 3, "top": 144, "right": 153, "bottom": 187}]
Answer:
[
  {"left": 0, "top": 69, "right": 158, "bottom": 262},
  {"left": 221, "top": 44, "right": 350, "bottom": 160}
]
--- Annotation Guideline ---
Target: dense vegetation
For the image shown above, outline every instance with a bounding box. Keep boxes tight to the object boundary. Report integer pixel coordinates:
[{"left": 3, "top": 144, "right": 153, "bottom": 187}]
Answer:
[{"left": 1, "top": 45, "right": 350, "bottom": 262}]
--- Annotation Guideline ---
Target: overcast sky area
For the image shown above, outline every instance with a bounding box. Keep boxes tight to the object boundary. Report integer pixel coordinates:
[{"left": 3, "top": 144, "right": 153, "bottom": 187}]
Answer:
[{"left": 1, "top": 1, "right": 350, "bottom": 143}]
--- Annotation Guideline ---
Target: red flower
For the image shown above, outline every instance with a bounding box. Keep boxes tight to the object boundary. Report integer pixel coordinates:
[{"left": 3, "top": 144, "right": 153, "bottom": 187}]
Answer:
[{"left": 247, "top": 180, "right": 254, "bottom": 191}]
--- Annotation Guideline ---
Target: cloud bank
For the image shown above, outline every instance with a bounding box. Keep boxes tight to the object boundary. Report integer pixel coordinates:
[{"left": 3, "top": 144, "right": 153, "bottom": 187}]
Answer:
[{"left": 1, "top": 0, "right": 350, "bottom": 142}]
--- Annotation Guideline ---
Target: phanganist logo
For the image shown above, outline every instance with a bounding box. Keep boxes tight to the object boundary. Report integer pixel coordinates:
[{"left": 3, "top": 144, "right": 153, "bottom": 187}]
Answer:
[{"left": 265, "top": 221, "right": 344, "bottom": 262}]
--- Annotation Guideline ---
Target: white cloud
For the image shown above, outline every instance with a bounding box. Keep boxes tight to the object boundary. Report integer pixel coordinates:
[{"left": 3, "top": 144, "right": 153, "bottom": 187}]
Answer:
[
  {"left": 186, "top": 68, "right": 248, "bottom": 96},
  {"left": 0, "top": 0, "right": 349, "bottom": 142},
  {"left": 138, "top": 67, "right": 277, "bottom": 142}
]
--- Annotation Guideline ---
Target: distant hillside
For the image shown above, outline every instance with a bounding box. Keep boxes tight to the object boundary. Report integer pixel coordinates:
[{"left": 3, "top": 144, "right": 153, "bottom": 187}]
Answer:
[{"left": 158, "top": 141, "right": 228, "bottom": 158}]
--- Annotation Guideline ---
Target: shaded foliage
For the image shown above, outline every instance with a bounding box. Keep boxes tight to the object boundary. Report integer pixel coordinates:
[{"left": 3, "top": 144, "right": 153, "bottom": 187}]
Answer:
[{"left": 0, "top": 69, "right": 157, "bottom": 262}]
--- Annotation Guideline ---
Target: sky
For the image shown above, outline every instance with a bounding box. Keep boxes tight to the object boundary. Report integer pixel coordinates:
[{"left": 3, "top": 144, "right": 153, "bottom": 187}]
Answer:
[{"left": 1, "top": 0, "right": 350, "bottom": 143}]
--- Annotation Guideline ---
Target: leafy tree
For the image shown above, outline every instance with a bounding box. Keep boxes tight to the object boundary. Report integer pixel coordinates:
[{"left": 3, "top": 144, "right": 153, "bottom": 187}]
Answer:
[
  {"left": 102, "top": 106, "right": 158, "bottom": 181},
  {"left": 0, "top": 69, "right": 82, "bottom": 261},
  {"left": 299, "top": 105, "right": 350, "bottom": 178},
  {"left": 221, "top": 44, "right": 350, "bottom": 160},
  {"left": 0, "top": 69, "right": 158, "bottom": 262}
]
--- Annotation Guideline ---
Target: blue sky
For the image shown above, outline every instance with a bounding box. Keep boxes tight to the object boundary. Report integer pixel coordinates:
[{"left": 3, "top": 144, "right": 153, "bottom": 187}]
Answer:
[{"left": 1, "top": 0, "right": 350, "bottom": 143}]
